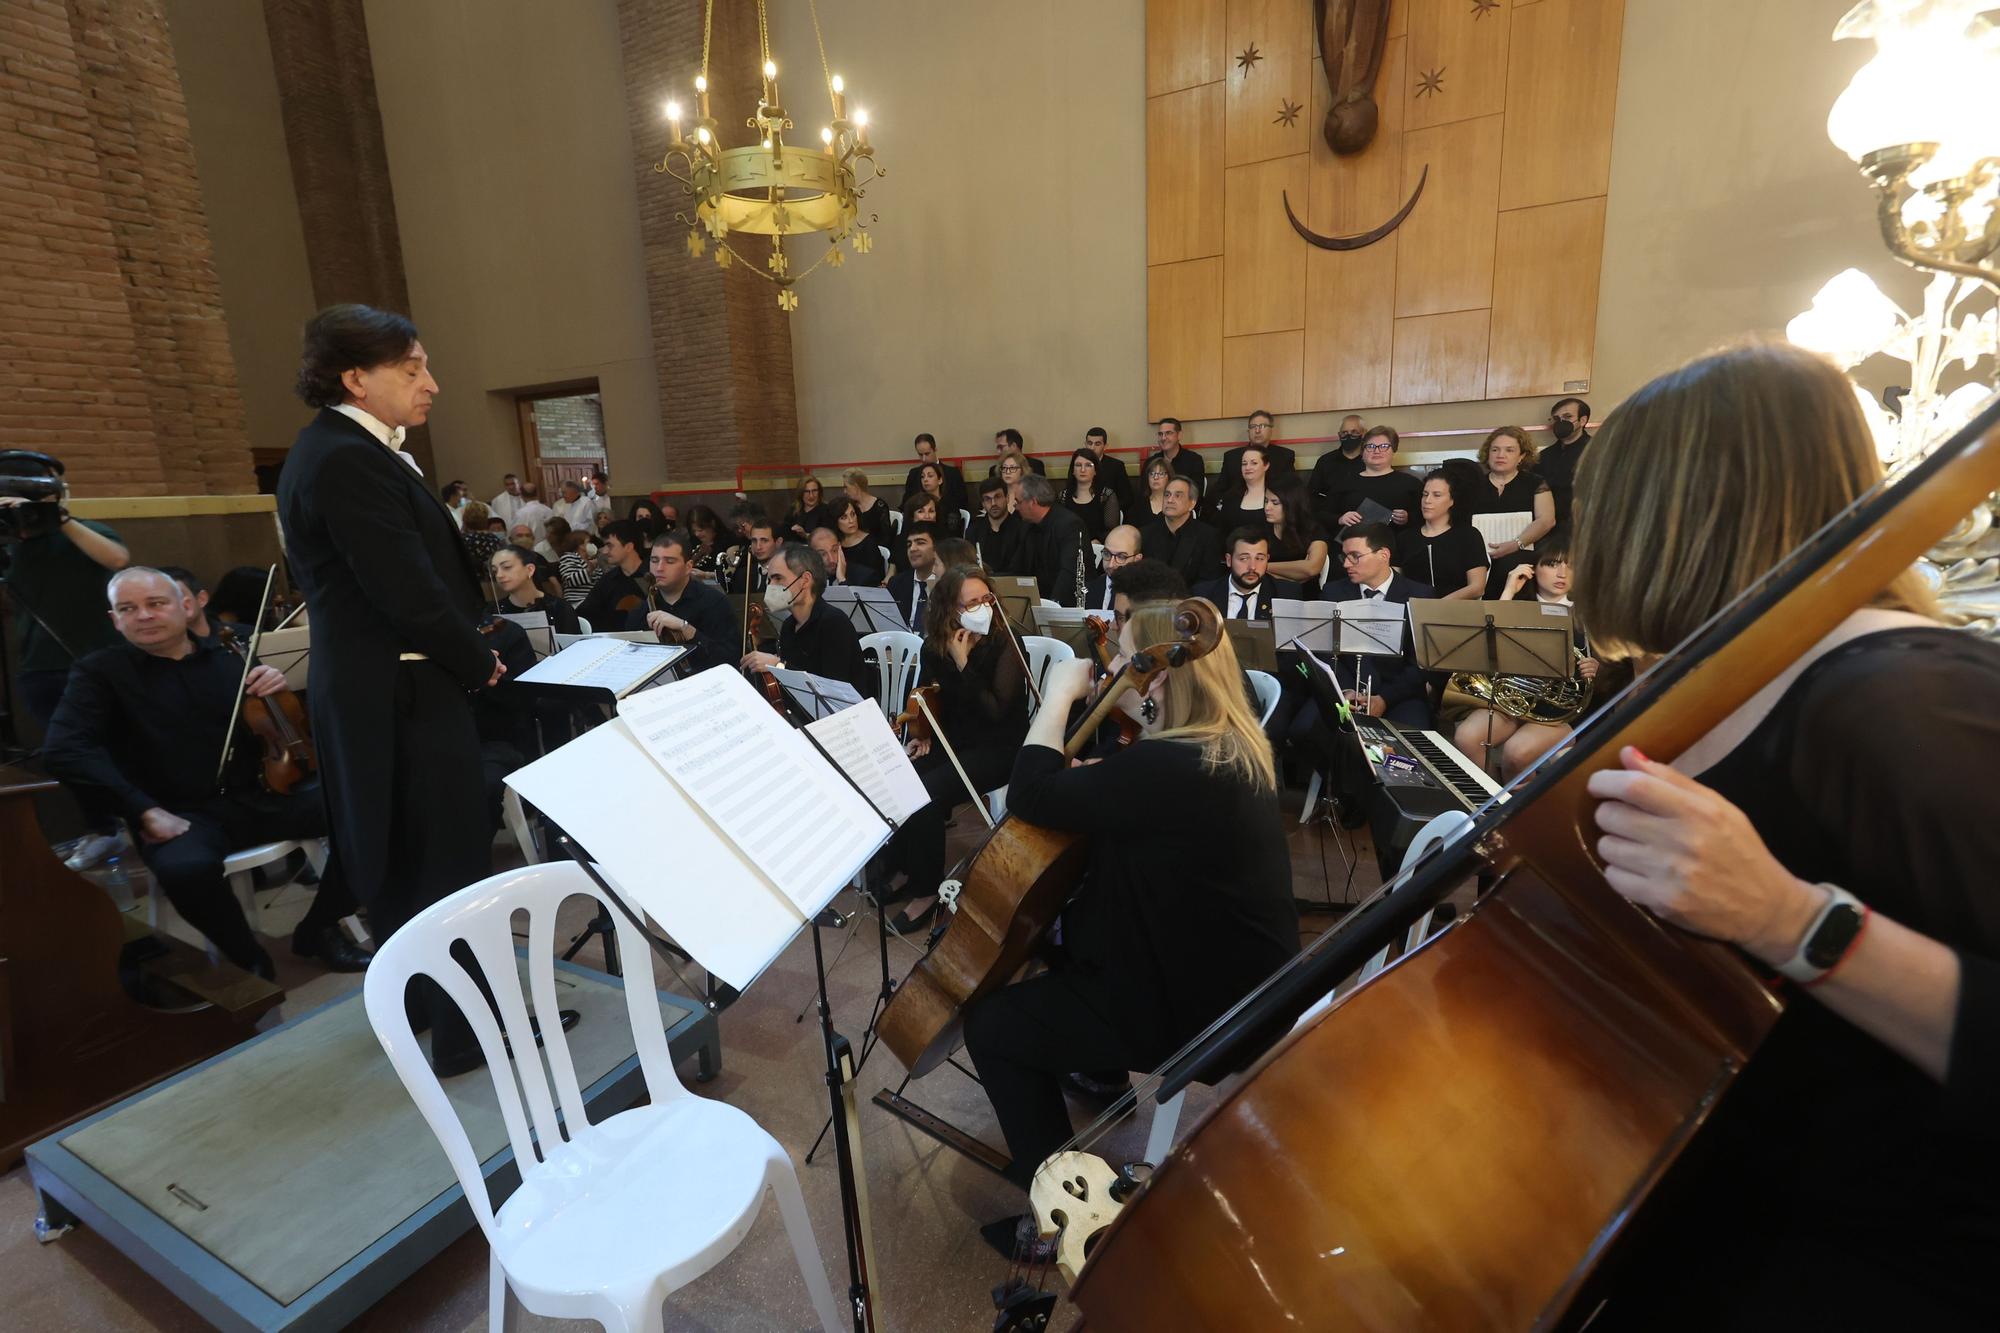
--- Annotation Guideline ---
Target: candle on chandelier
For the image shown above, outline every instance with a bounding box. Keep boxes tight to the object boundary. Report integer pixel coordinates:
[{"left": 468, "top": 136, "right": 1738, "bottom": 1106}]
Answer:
[
  {"left": 831, "top": 73, "right": 846, "bottom": 120},
  {"left": 854, "top": 107, "right": 870, "bottom": 148},
  {"left": 665, "top": 100, "right": 682, "bottom": 145},
  {"left": 694, "top": 73, "right": 710, "bottom": 121}
]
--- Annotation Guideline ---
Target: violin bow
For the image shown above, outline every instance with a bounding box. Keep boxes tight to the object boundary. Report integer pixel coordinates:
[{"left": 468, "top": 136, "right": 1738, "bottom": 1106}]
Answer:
[
  {"left": 213, "top": 564, "right": 279, "bottom": 789},
  {"left": 992, "top": 594, "right": 1046, "bottom": 712},
  {"left": 912, "top": 689, "right": 996, "bottom": 830}
]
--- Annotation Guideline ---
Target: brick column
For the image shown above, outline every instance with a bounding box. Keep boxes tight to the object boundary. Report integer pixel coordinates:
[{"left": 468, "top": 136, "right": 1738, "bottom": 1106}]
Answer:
[
  {"left": 0, "top": 0, "right": 254, "bottom": 496},
  {"left": 616, "top": 0, "right": 799, "bottom": 483},
  {"left": 260, "top": 0, "right": 434, "bottom": 478}
]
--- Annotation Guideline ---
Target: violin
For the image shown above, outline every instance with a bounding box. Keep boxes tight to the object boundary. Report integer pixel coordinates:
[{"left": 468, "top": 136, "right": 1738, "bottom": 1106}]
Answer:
[
  {"left": 877, "top": 597, "right": 1223, "bottom": 1078},
  {"left": 216, "top": 625, "right": 317, "bottom": 797},
  {"left": 743, "top": 601, "right": 786, "bottom": 714},
  {"left": 1083, "top": 614, "right": 1142, "bottom": 748},
  {"left": 891, "top": 684, "right": 941, "bottom": 746}
]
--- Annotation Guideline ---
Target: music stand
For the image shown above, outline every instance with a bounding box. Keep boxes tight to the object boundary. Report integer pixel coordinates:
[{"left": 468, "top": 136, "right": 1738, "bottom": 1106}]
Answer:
[
  {"left": 770, "top": 667, "right": 868, "bottom": 721},
  {"left": 1030, "top": 604, "right": 1099, "bottom": 658},
  {"left": 1406, "top": 597, "right": 1576, "bottom": 776},
  {"left": 1222, "top": 620, "right": 1278, "bottom": 673},
  {"left": 822, "top": 586, "right": 905, "bottom": 636},
  {"left": 988, "top": 575, "right": 1041, "bottom": 636}
]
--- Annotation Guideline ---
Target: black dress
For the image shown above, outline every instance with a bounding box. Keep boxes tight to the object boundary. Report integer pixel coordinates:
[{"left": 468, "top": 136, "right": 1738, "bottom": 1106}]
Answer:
[
  {"left": 837, "top": 538, "right": 886, "bottom": 587},
  {"left": 1603, "top": 628, "right": 2000, "bottom": 1330},
  {"left": 1468, "top": 468, "right": 1549, "bottom": 590},
  {"left": 1332, "top": 469, "right": 1422, "bottom": 529},
  {"left": 1060, "top": 490, "right": 1120, "bottom": 543},
  {"left": 1392, "top": 522, "right": 1489, "bottom": 597},
  {"left": 962, "top": 737, "right": 1298, "bottom": 1183}
]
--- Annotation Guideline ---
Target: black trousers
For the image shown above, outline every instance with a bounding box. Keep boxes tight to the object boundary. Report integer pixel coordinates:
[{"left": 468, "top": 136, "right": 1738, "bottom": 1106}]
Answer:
[
  {"left": 882, "top": 742, "right": 1014, "bottom": 900},
  {"left": 138, "top": 788, "right": 351, "bottom": 970},
  {"left": 23, "top": 665, "right": 118, "bottom": 834},
  {"left": 962, "top": 968, "right": 1165, "bottom": 1188}
]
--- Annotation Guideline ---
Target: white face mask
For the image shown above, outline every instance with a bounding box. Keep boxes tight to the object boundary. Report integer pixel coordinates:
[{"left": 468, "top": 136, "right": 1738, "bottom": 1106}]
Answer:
[
  {"left": 763, "top": 582, "right": 794, "bottom": 616},
  {"left": 958, "top": 603, "right": 993, "bottom": 636}
]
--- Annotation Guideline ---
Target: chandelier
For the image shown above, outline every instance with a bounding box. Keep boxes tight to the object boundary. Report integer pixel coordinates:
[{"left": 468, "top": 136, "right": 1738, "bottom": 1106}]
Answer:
[{"left": 654, "top": 0, "right": 883, "bottom": 311}]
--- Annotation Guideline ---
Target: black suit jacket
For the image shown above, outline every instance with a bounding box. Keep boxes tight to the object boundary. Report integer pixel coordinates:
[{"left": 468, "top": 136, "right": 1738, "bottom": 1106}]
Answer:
[
  {"left": 1141, "top": 516, "right": 1223, "bottom": 589},
  {"left": 884, "top": 567, "right": 931, "bottom": 630},
  {"left": 1082, "top": 567, "right": 1117, "bottom": 615},
  {"left": 1025, "top": 505, "right": 1089, "bottom": 607},
  {"left": 1319, "top": 574, "right": 1435, "bottom": 707},
  {"left": 276, "top": 408, "right": 492, "bottom": 904},
  {"left": 1191, "top": 575, "right": 1304, "bottom": 623}
]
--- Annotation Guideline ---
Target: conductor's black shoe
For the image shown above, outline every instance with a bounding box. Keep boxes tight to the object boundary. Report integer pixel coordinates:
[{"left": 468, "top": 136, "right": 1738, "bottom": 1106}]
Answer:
[
  {"left": 980, "top": 1214, "right": 1056, "bottom": 1264},
  {"left": 1061, "top": 1070, "right": 1132, "bottom": 1104},
  {"left": 502, "top": 1008, "right": 582, "bottom": 1059},
  {"left": 292, "top": 925, "right": 373, "bottom": 973}
]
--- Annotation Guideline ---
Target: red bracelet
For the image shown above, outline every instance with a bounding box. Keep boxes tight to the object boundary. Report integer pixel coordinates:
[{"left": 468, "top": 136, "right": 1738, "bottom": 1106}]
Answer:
[{"left": 1803, "top": 903, "right": 1872, "bottom": 989}]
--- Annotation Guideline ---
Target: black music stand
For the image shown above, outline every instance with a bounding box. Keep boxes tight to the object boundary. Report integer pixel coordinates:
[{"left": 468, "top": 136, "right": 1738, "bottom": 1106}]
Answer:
[
  {"left": 988, "top": 575, "right": 1042, "bottom": 636},
  {"left": 1407, "top": 597, "right": 1576, "bottom": 776},
  {"left": 822, "top": 586, "right": 905, "bottom": 636},
  {"left": 1223, "top": 620, "right": 1278, "bottom": 673}
]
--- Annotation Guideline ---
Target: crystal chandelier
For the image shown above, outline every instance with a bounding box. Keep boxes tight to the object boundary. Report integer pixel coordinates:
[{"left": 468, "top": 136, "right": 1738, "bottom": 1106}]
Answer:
[
  {"left": 653, "top": 0, "right": 882, "bottom": 312},
  {"left": 1787, "top": 0, "right": 2000, "bottom": 631}
]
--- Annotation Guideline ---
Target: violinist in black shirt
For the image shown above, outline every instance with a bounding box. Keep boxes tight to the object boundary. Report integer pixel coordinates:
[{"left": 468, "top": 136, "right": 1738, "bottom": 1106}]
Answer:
[
  {"left": 573, "top": 520, "right": 649, "bottom": 631},
  {"left": 41, "top": 568, "right": 369, "bottom": 977},
  {"left": 741, "top": 543, "right": 869, "bottom": 697},
  {"left": 639, "top": 530, "right": 738, "bottom": 672}
]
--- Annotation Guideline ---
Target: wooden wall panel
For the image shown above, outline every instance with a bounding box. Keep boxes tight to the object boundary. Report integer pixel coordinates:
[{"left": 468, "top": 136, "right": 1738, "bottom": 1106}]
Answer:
[
  {"left": 1487, "top": 196, "right": 1605, "bottom": 397},
  {"left": 1406, "top": 0, "right": 1513, "bottom": 130},
  {"left": 1225, "top": 0, "right": 1313, "bottom": 166},
  {"left": 1224, "top": 331, "right": 1304, "bottom": 417},
  {"left": 1149, "top": 258, "right": 1224, "bottom": 420},
  {"left": 1148, "top": 0, "right": 1226, "bottom": 97},
  {"left": 1147, "top": 84, "right": 1225, "bottom": 265},
  {"left": 1308, "top": 35, "right": 1408, "bottom": 231},
  {"left": 1224, "top": 155, "right": 1308, "bottom": 337},
  {"left": 1394, "top": 114, "right": 1503, "bottom": 318},
  {"left": 1304, "top": 238, "right": 1397, "bottom": 411},
  {"left": 1499, "top": 0, "right": 1625, "bottom": 209},
  {"left": 1393, "top": 309, "right": 1490, "bottom": 405}
]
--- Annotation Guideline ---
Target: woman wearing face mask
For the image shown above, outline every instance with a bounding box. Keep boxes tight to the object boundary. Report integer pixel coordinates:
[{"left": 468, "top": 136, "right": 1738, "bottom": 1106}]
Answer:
[
  {"left": 873, "top": 566, "right": 1029, "bottom": 933},
  {"left": 1393, "top": 470, "right": 1489, "bottom": 600}
]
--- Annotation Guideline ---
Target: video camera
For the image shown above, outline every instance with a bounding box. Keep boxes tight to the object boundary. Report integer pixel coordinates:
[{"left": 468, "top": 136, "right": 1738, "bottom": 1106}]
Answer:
[{"left": 0, "top": 451, "right": 67, "bottom": 540}]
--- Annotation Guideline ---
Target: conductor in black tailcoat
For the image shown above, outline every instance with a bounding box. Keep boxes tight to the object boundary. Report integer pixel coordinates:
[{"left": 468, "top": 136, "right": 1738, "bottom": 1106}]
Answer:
[{"left": 277, "top": 304, "right": 502, "bottom": 1075}]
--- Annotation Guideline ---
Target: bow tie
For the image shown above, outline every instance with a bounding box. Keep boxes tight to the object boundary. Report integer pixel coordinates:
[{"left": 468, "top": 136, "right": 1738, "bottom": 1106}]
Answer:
[{"left": 1362, "top": 587, "right": 1383, "bottom": 599}]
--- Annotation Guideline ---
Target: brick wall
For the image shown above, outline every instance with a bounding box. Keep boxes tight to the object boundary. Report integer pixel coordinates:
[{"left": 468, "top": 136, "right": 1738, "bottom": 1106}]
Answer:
[
  {"left": 0, "top": 0, "right": 255, "bottom": 496},
  {"left": 615, "top": 0, "right": 799, "bottom": 482},
  {"left": 533, "top": 393, "right": 606, "bottom": 458}
]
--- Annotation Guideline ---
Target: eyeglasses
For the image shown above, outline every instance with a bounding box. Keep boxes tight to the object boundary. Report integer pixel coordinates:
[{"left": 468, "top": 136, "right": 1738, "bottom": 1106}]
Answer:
[
  {"left": 1103, "top": 550, "right": 1136, "bottom": 565},
  {"left": 1339, "top": 550, "right": 1371, "bottom": 564},
  {"left": 1363, "top": 442, "right": 1394, "bottom": 453},
  {"left": 1112, "top": 608, "right": 1132, "bottom": 626}
]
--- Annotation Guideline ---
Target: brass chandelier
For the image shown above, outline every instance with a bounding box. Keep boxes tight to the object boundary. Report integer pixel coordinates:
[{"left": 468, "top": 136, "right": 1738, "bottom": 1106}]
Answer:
[{"left": 655, "top": 0, "right": 883, "bottom": 311}]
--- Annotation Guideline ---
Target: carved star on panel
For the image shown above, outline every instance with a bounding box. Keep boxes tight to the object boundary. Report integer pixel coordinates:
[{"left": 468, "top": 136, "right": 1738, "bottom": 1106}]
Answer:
[
  {"left": 1416, "top": 66, "right": 1446, "bottom": 99},
  {"left": 1469, "top": 0, "right": 1500, "bottom": 18},
  {"left": 1236, "top": 43, "right": 1262, "bottom": 73},
  {"left": 1274, "top": 98, "right": 1303, "bottom": 128}
]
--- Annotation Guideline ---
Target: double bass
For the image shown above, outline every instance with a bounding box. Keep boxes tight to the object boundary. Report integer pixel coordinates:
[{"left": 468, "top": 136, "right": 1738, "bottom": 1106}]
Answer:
[
  {"left": 1028, "top": 400, "right": 2000, "bottom": 1330},
  {"left": 877, "top": 598, "right": 1222, "bottom": 1077}
]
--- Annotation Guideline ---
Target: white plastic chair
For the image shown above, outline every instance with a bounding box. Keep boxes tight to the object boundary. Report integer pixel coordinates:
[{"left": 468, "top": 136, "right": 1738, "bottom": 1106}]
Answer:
[
  {"left": 1247, "top": 669, "right": 1282, "bottom": 727},
  {"left": 1020, "top": 636, "right": 1075, "bottom": 720},
  {"left": 362, "top": 862, "right": 844, "bottom": 1333},
  {"left": 501, "top": 787, "right": 542, "bottom": 864},
  {"left": 149, "top": 837, "right": 344, "bottom": 957},
  {"left": 576, "top": 617, "right": 593, "bottom": 634},
  {"left": 860, "top": 629, "right": 923, "bottom": 719},
  {"left": 1090, "top": 540, "right": 1104, "bottom": 569},
  {"left": 889, "top": 508, "right": 903, "bottom": 534},
  {"left": 957, "top": 508, "right": 972, "bottom": 533}
]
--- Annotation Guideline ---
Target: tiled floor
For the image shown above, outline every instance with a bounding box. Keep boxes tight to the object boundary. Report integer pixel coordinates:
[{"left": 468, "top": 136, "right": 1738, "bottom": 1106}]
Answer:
[{"left": 2, "top": 805, "right": 1379, "bottom": 1331}]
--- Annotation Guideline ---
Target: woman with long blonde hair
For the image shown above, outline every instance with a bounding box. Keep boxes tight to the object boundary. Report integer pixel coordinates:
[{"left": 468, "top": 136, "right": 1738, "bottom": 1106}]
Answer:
[
  {"left": 960, "top": 594, "right": 1298, "bottom": 1242},
  {"left": 1574, "top": 340, "right": 1998, "bottom": 1327}
]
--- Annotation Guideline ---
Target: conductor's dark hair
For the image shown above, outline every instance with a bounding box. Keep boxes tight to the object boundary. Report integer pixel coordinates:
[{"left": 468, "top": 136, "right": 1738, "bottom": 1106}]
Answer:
[
  {"left": 294, "top": 304, "right": 418, "bottom": 408},
  {"left": 1343, "top": 521, "right": 1395, "bottom": 554},
  {"left": 1111, "top": 560, "right": 1188, "bottom": 604}
]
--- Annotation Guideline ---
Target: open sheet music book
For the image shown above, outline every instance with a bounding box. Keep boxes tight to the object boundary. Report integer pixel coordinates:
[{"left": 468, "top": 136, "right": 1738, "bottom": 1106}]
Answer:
[
  {"left": 516, "top": 636, "right": 686, "bottom": 696},
  {"left": 1337, "top": 596, "right": 1408, "bottom": 656},
  {"left": 1471, "top": 511, "right": 1530, "bottom": 551},
  {"left": 503, "top": 666, "right": 900, "bottom": 988},
  {"left": 1271, "top": 598, "right": 1336, "bottom": 654}
]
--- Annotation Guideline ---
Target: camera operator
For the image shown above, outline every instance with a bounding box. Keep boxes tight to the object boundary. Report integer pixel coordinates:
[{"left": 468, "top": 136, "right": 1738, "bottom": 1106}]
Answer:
[{"left": 0, "top": 451, "right": 132, "bottom": 869}]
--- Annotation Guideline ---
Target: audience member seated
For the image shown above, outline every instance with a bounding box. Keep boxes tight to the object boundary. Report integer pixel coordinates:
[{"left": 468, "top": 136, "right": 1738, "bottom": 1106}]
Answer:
[
  {"left": 1448, "top": 549, "right": 1599, "bottom": 782},
  {"left": 905, "top": 432, "right": 968, "bottom": 512},
  {"left": 1016, "top": 474, "right": 1089, "bottom": 607},
  {"left": 1145, "top": 416, "right": 1207, "bottom": 498},
  {"left": 639, "top": 529, "right": 738, "bottom": 671},
  {"left": 1261, "top": 475, "right": 1329, "bottom": 592},
  {"left": 556, "top": 530, "right": 596, "bottom": 607},
  {"left": 783, "top": 476, "right": 829, "bottom": 542},
  {"left": 742, "top": 542, "right": 870, "bottom": 696},
  {"left": 1327, "top": 426, "right": 1422, "bottom": 535},
  {"left": 989, "top": 427, "right": 1047, "bottom": 477},
  {"left": 627, "top": 499, "right": 664, "bottom": 539},
  {"left": 840, "top": 470, "right": 895, "bottom": 547},
  {"left": 810, "top": 525, "right": 864, "bottom": 588},
  {"left": 1221, "top": 409, "right": 1297, "bottom": 485},
  {"left": 1084, "top": 524, "right": 1142, "bottom": 615},
  {"left": 685, "top": 503, "right": 733, "bottom": 579},
  {"left": 507, "top": 523, "right": 536, "bottom": 557},
  {"left": 873, "top": 566, "right": 1029, "bottom": 932},
  {"left": 828, "top": 497, "right": 888, "bottom": 586},
  {"left": 934, "top": 536, "right": 979, "bottom": 574},
  {"left": 1141, "top": 476, "right": 1222, "bottom": 589},
  {"left": 1394, "top": 470, "right": 1490, "bottom": 600},
  {"left": 1079, "top": 425, "right": 1134, "bottom": 508},
  {"left": 902, "top": 490, "right": 963, "bottom": 541},
  {"left": 1307, "top": 414, "right": 1369, "bottom": 532},
  {"left": 41, "top": 568, "right": 370, "bottom": 977},
  {"left": 1059, "top": 446, "right": 1121, "bottom": 542},
  {"left": 995, "top": 451, "right": 1029, "bottom": 503},
  {"left": 442, "top": 479, "right": 469, "bottom": 527},
  {"left": 489, "top": 545, "right": 580, "bottom": 634},
  {"left": 1136, "top": 454, "right": 1172, "bottom": 523},
  {"left": 1469, "top": 425, "right": 1554, "bottom": 592},
  {"left": 1536, "top": 396, "right": 1592, "bottom": 544},
  {"left": 459, "top": 499, "right": 504, "bottom": 567},
  {"left": 573, "top": 519, "right": 648, "bottom": 629},
  {"left": 1205, "top": 440, "right": 1276, "bottom": 532},
  {"left": 156, "top": 565, "right": 218, "bottom": 645},
  {"left": 971, "top": 475, "right": 1027, "bottom": 574},
  {"left": 885, "top": 520, "right": 942, "bottom": 629}
]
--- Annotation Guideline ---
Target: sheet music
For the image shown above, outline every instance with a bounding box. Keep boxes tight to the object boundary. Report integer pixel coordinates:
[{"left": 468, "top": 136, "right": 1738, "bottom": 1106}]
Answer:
[
  {"left": 618, "top": 666, "right": 880, "bottom": 913},
  {"left": 1471, "top": 511, "right": 1530, "bottom": 550},
  {"left": 1337, "top": 597, "right": 1407, "bottom": 655},
  {"left": 769, "top": 666, "right": 866, "bottom": 720},
  {"left": 518, "top": 637, "right": 685, "bottom": 694},
  {"left": 1356, "top": 497, "right": 1394, "bottom": 526},
  {"left": 1271, "top": 598, "right": 1336, "bottom": 654},
  {"left": 804, "top": 701, "right": 929, "bottom": 824}
]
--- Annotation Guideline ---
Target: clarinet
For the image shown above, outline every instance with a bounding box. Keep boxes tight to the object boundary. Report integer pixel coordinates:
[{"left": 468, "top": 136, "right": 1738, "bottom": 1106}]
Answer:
[{"left": 1074, "top": 539, "right": 1087, "bottom": 609}]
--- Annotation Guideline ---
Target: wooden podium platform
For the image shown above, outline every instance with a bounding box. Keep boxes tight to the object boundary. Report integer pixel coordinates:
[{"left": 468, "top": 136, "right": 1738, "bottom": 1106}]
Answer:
[{"left": 25, "top": 955, "right": 719, "bottom": 1332}]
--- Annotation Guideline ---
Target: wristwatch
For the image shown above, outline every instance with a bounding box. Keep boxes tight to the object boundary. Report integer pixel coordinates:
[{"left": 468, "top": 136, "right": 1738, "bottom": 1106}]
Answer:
[{"left": 1774, "top": 883, "right": 1869, "bottom": 985}]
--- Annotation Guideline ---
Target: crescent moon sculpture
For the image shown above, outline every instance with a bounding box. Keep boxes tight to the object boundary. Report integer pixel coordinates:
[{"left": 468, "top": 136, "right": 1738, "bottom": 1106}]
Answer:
[{"left": 1281, "top": 164, "right": 1428, "bottom": 251}]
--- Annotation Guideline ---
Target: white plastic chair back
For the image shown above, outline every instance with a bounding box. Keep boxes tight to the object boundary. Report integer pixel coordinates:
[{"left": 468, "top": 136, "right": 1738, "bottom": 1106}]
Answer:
[
  {"left": 1021, "top": 636, "right": 1075, "bottom": 718},
  {"left": 1247, "top": 669, "right": 1282, "bottom": 727},
  {"left": 362, "top": 863, "right": 684, "bottom": 1236},
  {"left": 889, "top": 508, "right": 903, "bottom": 534},
  {"left": 1356, "top": 810, "right": 1475, "bottom": 983},
  {"left": 860, "top": 629, "right": 923, "bottom": 719},
  {"left": 876, "top": 544, "right": 892, "bottom": 573},
  {"left": 958, "top": 508, "right": 972, "bottom": 532},
  {"left": 1091, "top": 541, "right": 1104, "bottom": 569}
]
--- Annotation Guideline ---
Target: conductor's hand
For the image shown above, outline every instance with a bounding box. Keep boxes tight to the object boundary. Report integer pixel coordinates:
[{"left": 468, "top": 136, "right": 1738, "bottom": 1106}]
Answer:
[
  {"left": 1041, "top": 658, "right": 1095, "bottom": 713},
  {"left": 139, "top": 807, "right": 190, "bottom": 845},
  {"left": 486, "top": 649, "right": 506, "bottom": 688},
  {"left": 245, "top": 665, "right": 288, "bottom": 698},
  {"left": 1489, "top": 539, "right": 1523, "bottom": 559}
]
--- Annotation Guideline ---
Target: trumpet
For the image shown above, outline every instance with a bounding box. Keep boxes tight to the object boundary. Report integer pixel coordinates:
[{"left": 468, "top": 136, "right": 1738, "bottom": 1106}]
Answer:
[{"left": 1448, "top": 647, "right": 1591, "bottom": 725}]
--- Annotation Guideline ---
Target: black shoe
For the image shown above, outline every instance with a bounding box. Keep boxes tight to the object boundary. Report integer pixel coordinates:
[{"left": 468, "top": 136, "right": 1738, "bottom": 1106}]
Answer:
[
  {"left": 429, "top": 1044, "right": 487, "bottom": 1078},
  {"left": 888, "top": 900, "right": 939, "bottom": 934},
  {"left": 502, "top": 1008, "right": 581, "bottom": 1059},
  {"left": 1061, "top": 1069, "right": 1132, "bottom": 1104},
  {"left": 292, "top": 924, "right": 373, "bottom": 973},
  {"left": 980, "top": 1214, "right": 1055, "bottom": 1264}
]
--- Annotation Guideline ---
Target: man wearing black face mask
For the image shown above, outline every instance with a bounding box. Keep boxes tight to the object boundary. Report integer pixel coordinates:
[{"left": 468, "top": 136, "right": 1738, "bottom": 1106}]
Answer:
[
  {"left": 1537, "top": 396, "right": 1592, "bottom": 544},
  {"left": 1308, "top": 413, "right": 1370, "bottom": 532}
]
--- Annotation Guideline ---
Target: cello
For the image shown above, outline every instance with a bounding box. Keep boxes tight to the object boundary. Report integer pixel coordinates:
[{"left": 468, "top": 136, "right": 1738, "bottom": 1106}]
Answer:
[
  {"left": 1029, "top": 396, "right": 2000, "bottom": 1330},
  {"left": 877, "top": 598, "right": 1222, "bottom": 1078}
]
